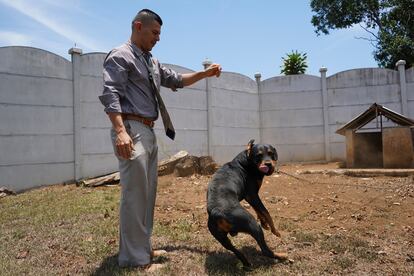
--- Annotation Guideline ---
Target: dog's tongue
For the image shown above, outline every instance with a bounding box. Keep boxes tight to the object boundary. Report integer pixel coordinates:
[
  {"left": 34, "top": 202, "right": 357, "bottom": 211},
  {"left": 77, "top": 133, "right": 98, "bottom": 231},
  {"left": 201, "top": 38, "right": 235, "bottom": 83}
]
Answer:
[{"left": 259, "top": 164, "right": 269, "bottom": 173}]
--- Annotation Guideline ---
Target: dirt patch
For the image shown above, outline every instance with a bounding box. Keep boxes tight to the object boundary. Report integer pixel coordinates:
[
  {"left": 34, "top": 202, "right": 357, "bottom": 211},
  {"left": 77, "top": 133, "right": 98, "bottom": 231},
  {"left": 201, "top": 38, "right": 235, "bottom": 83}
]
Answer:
[
  {"left": 154, "top": 162, "right": 414, "bottom": 275},
  {"left": 1, "top": 162, "right": 413, "bottom": 275}
]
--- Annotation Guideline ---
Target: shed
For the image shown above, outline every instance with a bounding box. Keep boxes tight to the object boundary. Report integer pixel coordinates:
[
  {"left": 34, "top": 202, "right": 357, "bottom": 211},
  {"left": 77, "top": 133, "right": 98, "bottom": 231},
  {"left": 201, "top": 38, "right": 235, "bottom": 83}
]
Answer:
[{"left": 336, "top": 103, "right": 414, "bottom": 168}]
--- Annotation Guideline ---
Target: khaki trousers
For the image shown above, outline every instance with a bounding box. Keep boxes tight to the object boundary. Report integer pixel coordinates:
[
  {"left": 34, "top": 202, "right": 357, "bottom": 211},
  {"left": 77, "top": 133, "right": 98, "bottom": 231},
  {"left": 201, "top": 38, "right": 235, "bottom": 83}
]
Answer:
[{"left": 111, "top": 120, "right": 158, "bottom": 267}]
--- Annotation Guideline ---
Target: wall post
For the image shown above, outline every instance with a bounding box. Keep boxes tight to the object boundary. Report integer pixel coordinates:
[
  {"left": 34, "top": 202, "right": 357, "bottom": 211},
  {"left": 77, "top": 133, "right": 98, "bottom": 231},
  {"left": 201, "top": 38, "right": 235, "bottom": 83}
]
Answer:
[
  {"left": 68, "top": 47, "right": 82, "bottom": 181},
  {"left": 254, "top": 72, "right": 263, "bottom": 143},
  {"left": 202, "top": 58, "right": 213, "bottom": 156},
  {"left": 396, "top": 60, "right": 408, "bottom": 116},
  {"left": 320, "top": 67, "right": 331, "bottom": 161}
]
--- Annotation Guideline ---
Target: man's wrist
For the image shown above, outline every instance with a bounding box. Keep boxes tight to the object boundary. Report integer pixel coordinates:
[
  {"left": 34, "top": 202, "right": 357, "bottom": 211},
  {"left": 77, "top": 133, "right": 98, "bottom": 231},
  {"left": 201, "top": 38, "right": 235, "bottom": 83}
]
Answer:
[
  {"left": 115, "top": 126, "right": 127, "bottom": 135},
  {"left": 201, "top": 70, "right": 209, "bottom": 78}
]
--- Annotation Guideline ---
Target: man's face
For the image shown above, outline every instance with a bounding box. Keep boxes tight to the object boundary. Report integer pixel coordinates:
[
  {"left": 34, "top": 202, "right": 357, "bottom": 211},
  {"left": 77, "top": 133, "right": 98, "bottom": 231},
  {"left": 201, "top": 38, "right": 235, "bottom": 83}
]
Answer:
[{"left": 137, "top": 20, "right": 161, "bottom": 52}]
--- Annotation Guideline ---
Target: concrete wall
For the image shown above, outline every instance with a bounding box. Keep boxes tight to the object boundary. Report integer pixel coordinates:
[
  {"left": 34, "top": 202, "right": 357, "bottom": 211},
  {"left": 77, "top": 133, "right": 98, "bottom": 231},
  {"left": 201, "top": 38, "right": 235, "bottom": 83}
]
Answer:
[
  {"left": 78, "top": 53, "right": 116, "bottom": 178},
  {"left": 154, "top": 64, "right": 208, "bottom": 161},
  {"left": 327, "top": 68, "right": 402, "bottom": 160},
  {"left": 0, "top": 47, "right": 74, "bottom": 191},
  {"left": 406, "top": 67, "right": 414, "bottom": 118},
  {"left": 1, "top": 46, "right": 414, "bottom": 191},
  {"left": 209, "top": 72, "right": 259, "bottom": 164},
  {"left": 260, "top": 74, "right": 324, "bottom": 162}
]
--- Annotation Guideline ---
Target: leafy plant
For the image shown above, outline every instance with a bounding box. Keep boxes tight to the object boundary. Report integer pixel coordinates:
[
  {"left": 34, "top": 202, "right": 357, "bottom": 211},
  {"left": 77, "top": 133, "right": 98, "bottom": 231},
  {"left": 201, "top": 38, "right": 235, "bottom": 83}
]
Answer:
[{"left": 280, "top": 50, "right": 308, "bottom": 75}]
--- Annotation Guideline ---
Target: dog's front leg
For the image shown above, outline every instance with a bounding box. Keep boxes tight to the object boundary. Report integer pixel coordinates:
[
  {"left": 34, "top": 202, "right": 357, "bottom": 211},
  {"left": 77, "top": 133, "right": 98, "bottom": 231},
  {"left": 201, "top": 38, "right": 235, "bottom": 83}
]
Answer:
[
  {"left": 246, "top": 195, "right": 281, "bottom": 237},
  {"left": 254, "top": 209, "right": 270, "bottom": 230}
]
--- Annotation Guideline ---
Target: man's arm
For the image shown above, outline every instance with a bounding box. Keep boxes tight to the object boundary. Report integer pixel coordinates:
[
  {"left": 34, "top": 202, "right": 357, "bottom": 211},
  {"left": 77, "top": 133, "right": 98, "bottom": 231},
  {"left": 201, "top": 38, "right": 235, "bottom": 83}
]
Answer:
[
  {"left": 99, "top": 50, "right": 133, "bottom": 159},
  {"left": 182, "top": 63, "right": 221, "bottom": 87},
  {"left": 108, "top": 112, "right": 134, "bottom": 159}
]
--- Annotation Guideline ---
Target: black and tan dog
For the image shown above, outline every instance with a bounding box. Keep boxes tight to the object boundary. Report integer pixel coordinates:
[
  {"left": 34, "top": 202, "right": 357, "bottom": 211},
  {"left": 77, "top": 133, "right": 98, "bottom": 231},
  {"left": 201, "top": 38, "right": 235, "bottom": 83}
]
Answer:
[{"left": 207, "top": 139, "right": 286, "bottom": 268}]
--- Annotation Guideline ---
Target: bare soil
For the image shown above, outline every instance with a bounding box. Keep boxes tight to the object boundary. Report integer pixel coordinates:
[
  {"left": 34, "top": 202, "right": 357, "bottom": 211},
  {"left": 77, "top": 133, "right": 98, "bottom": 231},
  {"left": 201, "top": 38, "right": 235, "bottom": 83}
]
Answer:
[
  {"left": 153, "top": 162, "right": 414, "bottom": 275},
  {"left": 2, "top": 162, "right": 413, "bottom": 275}
]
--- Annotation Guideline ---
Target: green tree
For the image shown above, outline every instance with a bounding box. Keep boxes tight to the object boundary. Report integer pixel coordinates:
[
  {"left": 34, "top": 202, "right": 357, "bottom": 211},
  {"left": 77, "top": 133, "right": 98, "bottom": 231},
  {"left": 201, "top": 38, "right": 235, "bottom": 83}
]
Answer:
[
  {"left": 280, "top": 50, "right": 308, "bottom": 75},
  {"left": 310, "top": 0, "right": 414, "bottom": 69}
]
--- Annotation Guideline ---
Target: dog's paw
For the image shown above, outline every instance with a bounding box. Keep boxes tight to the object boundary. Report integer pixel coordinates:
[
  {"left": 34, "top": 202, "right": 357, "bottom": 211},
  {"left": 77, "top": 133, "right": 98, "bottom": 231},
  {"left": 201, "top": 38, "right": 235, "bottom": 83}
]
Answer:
[
  {"left": 271, "top": 228, "right": 281, "bottom": 237},
  {"left": 261, "top": 222, "right": 270, "bottom": 230}
]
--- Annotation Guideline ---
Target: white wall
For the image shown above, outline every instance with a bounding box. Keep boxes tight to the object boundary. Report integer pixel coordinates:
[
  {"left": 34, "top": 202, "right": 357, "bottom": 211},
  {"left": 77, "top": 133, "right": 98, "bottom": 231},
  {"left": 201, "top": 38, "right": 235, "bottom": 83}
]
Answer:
[
  {"left": 261, "top": 74, "right": 324, "bottom": 161},
  {"left": 209, "top": 72, "right": 259, "bottom": 164},
  {"left": 406, "top": 67, "right": 414, "bottom": 118},
  {"left": 0, "top": 47, "right": 73, "bottom": 191},
  {"left": 327, "top": 68, "right": 402, "bottom": 160},
  {"left": 1, "top": 46, "right": 413, "bottom": 191}
]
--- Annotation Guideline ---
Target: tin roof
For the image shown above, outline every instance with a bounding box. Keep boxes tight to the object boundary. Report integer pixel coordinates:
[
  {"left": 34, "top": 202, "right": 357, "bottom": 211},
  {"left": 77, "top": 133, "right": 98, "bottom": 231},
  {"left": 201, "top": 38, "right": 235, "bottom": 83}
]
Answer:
[{"left": 336, "top": 103, "right": 414, "bottom": 136}]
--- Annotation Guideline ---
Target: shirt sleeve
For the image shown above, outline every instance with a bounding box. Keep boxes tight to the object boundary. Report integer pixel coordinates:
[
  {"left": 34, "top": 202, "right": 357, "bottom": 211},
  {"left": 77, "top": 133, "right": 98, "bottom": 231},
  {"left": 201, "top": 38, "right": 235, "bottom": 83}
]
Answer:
[
  {"left": 99, "top": 49, "right": 129, "bottom": 113},
  {"left": 158, "top": 63, "right": 183, "bottom": 91}
]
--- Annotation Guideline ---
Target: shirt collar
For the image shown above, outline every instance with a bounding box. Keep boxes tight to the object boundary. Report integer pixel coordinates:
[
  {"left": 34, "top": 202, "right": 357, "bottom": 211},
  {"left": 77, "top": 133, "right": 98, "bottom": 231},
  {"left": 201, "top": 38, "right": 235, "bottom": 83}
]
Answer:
[{"left": 127, "top": 40, "right": 152, "bottom": 59}]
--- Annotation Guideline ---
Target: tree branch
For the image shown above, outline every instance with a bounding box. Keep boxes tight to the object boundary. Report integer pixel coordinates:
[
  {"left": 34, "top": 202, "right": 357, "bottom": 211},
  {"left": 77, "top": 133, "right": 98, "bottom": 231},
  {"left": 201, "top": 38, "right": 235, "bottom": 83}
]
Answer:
[{"left": 359, "top": 23, "right": 380, "bottom": 40}]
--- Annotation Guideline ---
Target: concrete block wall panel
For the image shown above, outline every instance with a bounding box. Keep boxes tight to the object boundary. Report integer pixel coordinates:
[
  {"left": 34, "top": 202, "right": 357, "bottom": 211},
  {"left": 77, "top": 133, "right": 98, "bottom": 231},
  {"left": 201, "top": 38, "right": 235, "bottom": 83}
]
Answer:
[
  {"left": 211, "top": 72, "right": 257, "bottom": 93},
  {"left": 326, "top": 68, "right": 399, "bottom": 88},
  {"left": 0, "top": 163, "right": 74, "bottom": 192},
  {"left": 263, "top": 126, "right": 324, "bottom": 144},
  {"left": 261, "top": 90, "right": 322, "bottom": 110},
  {"left": 328, "top": 84, "right": 401, "bottom": 107},
  {"left": 407, "top": 68, "right": 414, "bottom": 118},
  {"left": 82, "top": 154, "right": 118, "bottom": 178},
  {"left": 1, "top": 135, "right": 73, "bottom": 165},
  {"left": 154, "top": 64, "right": 208, "bottom": 161},
  {"left": 0, "top": 46, "right": 72, "bottom": 78},
  {"left": 260, "top": 75, "right": 323, "bottom": 162},
  {"left": 327, "top": 69, "right": 402, "bottom": 161},
  {"left": 80, "top": 52, "right": 107, "bottom": 77},
  {"left": 330, "top": 142, "right": 346, "bottom": 161},
  {"left": 262, "top": 108, "right": 324, "bottom": 128},
  {"left": 0, "top": 46, "right": 73, "bottom": 191},
  {"left": 329, "top": 102, "right": 403, "bottom": 127},
  {"left": 212, "top": 107, "right": 259, "bottom": 128},
  {"left": 261, "top": 74, "right": 321, "bottom": 93},
  {"left": 79, "top": 53, "right": 116, "bottom": 179},
  {"left": 2, "top": 46, "right": 414, "bottom": 191},
  {"left": 156, "top": 129, "right": 208, "bottom": 159},
  {"left": 209, "top": 72, "right": 259, "bottom": 164},
  {"left": 212, "top": 128, "right": 260, "bottom": 164},
  {"left": 0, "top": 74, "right": 73, "bottom": 106},
  {"left": 277, "top": 144, "right": 325, "bottom": 162},
  {"left": 407, "top": 67, "right": 414, "bottom": 83}
]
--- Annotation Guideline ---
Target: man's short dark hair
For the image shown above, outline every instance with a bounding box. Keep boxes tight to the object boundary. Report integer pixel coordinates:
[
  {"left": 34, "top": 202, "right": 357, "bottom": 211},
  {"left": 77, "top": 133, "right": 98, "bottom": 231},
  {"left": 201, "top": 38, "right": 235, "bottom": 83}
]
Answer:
[{"left": 132, "top": 9, "right": 163, "bottom": 30}]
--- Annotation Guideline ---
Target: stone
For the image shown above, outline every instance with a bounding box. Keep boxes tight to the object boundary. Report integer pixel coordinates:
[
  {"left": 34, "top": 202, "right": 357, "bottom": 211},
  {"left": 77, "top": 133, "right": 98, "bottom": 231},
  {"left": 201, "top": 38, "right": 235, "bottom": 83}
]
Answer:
[
  {"left": 198, "top": 156, "right": 218, "bottom": 175},
  {"left": 174, "top": 156, "right": 200, "bottom": 177},
  {"left": 158, "top": 151, "right": 189, "bottom": 176}
]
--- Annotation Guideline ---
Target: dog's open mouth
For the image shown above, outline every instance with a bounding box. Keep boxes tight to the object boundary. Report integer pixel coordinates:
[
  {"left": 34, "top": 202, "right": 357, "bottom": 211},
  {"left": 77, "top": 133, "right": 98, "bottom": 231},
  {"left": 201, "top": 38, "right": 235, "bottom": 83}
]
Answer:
[{"left": 259, "top": 164, "right": 270, "bottom": 173}]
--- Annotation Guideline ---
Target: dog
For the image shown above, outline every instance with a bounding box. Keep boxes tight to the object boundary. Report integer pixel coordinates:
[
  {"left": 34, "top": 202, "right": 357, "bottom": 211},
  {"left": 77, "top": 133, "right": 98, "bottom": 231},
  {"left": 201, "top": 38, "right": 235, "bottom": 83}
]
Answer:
[{"left": 207, "top": 139, "right": 286, "bottom": 268}]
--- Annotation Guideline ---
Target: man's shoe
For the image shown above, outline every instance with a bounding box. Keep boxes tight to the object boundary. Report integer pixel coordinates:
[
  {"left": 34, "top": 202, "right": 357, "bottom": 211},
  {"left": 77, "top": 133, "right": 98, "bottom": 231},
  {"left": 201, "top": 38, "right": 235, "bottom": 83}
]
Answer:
[
  {"left": 144, "top": 263, "right": 165, "bottom": 273},
  {"left": 151, "top": 249, "right": 167, "bottom": 258}
]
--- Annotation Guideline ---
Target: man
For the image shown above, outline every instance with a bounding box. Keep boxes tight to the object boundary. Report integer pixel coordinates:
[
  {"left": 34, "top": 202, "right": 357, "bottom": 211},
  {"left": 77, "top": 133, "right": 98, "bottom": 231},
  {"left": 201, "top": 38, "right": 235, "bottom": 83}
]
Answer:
[{"left": 99, "top": 9, "right": 221, "bottom": 271}]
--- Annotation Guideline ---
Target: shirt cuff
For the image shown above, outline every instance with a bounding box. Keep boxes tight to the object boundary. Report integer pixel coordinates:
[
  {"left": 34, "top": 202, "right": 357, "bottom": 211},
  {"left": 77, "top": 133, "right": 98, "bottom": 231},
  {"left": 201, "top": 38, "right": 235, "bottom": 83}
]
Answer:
[{"left": 99, "top": 93, "right": 122, "bottom": 113}]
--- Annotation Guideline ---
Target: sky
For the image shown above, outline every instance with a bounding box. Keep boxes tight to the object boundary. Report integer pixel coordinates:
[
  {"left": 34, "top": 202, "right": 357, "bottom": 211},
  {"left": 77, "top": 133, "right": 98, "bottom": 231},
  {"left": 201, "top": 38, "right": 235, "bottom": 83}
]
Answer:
[{"left": 0, "top": 0, "right": 380, "bottom": 80}]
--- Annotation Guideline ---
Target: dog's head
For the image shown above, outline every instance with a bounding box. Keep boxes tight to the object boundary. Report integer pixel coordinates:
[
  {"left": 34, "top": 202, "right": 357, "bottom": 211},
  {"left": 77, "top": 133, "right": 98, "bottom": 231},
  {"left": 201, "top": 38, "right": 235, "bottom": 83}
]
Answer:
[{"left": 246, "top": 139, "right": 278, "bottom": 176}]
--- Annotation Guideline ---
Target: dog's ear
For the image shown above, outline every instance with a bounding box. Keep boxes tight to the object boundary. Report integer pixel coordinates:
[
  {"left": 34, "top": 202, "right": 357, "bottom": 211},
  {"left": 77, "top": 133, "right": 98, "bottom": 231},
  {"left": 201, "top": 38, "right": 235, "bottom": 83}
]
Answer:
[
  {"left": 269, "top": 145, "right": 278, "bottom": 160},
  {"left": 246, "top": 139, "right": 255, "bottom": 157}
]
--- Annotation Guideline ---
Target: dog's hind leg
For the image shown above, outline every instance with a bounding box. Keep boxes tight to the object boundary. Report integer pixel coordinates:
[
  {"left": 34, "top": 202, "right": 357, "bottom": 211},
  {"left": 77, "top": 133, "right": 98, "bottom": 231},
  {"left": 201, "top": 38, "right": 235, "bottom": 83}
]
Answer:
[
  {"left": 249, "top": 223, "right": 276, "bottom": 258},
  {"left": 232, "top": 208, "right": 276, "bottom": 259},
  {"left": 208, "top": 218, "right": 251, "bottom": 267}
]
